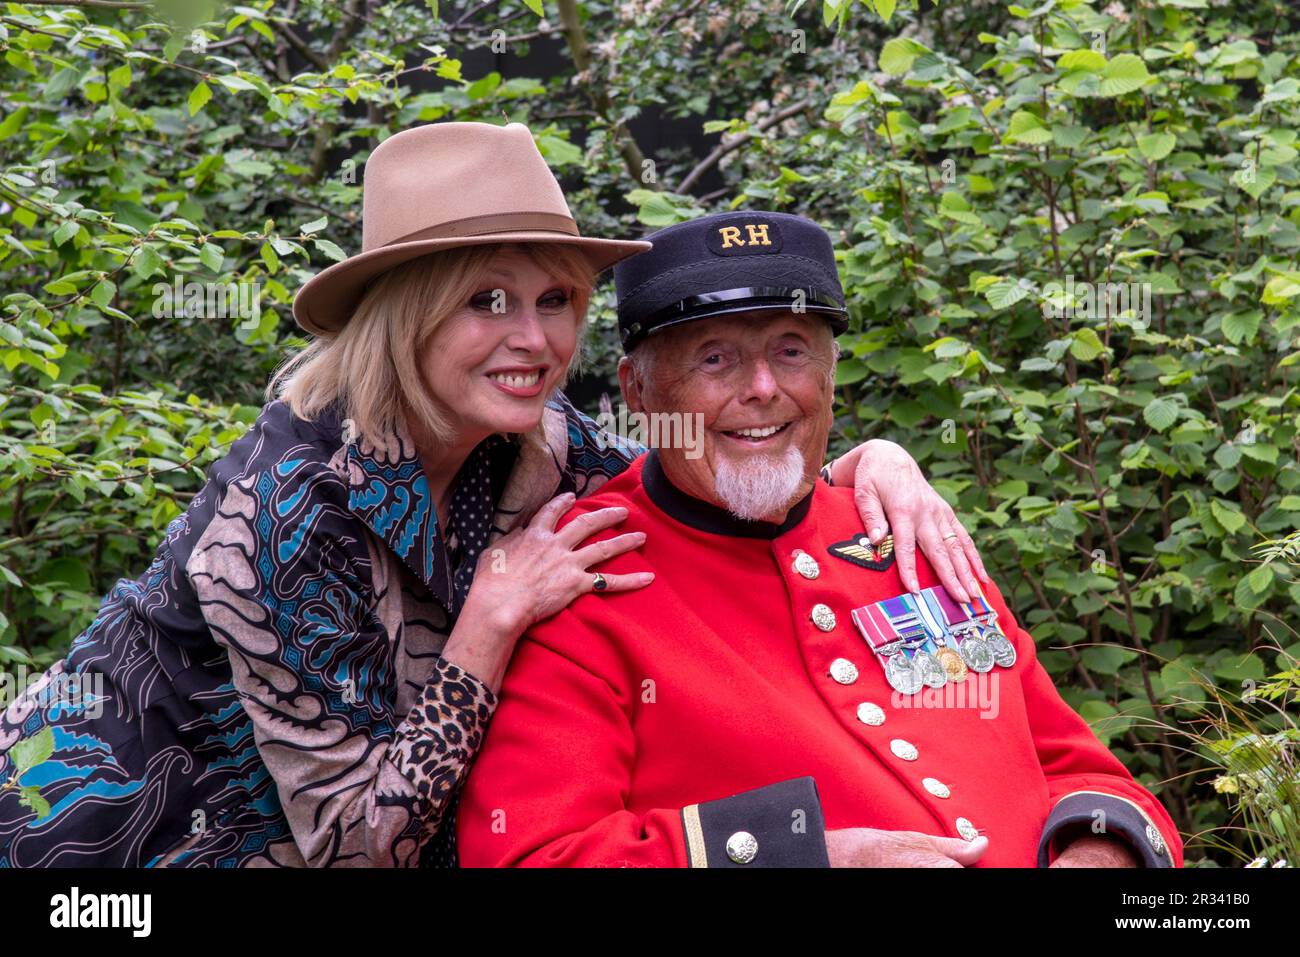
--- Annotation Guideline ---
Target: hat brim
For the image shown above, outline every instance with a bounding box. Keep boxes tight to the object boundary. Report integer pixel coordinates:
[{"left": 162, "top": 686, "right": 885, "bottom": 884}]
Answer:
[
  {"left": 632, "top": 300, "right": 849, "bottom": 351},
  {"left": 292, "top": 233, "right": 653, "bottom": 337}
]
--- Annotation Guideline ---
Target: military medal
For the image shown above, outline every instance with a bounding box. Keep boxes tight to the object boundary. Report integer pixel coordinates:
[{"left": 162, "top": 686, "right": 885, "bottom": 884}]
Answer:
[
  {"left": 852, "top": 603, "right": 923, "bottom": 695},
  {"left": 909, "top": 588, "right": 969, "bottom": 683},
  {"left": 828, "top": 533, "right": 895, "bottom": 572},
  {"left": 878, "top": 595, "right": 947, "bottom": 690},
  {"left": 962, "top": 586, "right": 1017, "bottom": 669},
  {"left": 921, "top": 586, "right": 995, "bottom": 674}
]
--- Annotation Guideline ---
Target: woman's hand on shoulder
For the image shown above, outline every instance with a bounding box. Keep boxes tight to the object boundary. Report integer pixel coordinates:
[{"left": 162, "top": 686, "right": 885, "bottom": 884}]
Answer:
[
  {"left": 831, "top": 438, "right": 990, "bottom": 603},
  {"left": 465, "top": 491, "right": 655, "bottom": 638}
]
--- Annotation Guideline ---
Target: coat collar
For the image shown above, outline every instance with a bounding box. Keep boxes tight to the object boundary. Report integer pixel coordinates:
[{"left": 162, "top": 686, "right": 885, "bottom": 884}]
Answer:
[
  {"left": 641, "top": 449, "right": 814, "bottom": 540},
  {"left": 343, "top": 424, "right": 453, "bottom": 608},
  {"left": 336, "top": 409, "right": 563, "bottom": 615}
]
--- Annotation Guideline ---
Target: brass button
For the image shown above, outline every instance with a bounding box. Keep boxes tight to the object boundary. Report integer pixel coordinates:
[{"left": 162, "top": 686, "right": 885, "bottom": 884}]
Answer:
[
  {"left": 923, "top": 777, "right": 950, "bottom": 799},
  {"left": 810, "top": 603, "right": 836, "bottom": 632},
  {"left": 726, "top": 831, "right": 758, "bottom": 864},
  {"left": 792, "top": 550, "right": 820, "bottom": 580},
  {"left": 829, "top": 658, "right": 859, "bottom": 685},
  {"left": 856, "top": 702, "right": 885, "bottom": 726},
  {"left": 890, "top": 738, "right": 918, "bottom": 761},
  {"left": 956, "top": 817, "right": 979, "bottom": 841}
]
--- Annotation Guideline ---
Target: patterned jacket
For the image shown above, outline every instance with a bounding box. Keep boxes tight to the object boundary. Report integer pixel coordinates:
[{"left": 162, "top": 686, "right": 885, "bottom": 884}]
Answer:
[{"left": 0, "top": 393, "right": 639, "bottom": 867}]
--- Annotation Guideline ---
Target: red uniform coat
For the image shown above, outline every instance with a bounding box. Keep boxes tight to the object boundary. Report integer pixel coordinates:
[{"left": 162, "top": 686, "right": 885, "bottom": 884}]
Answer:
[{"left": 457, "top": 453, "right": 1182, "bottom": 868}]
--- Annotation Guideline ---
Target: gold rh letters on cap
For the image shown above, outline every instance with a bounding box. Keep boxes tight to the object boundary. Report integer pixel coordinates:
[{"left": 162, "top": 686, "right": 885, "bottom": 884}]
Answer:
[{"left": 717, "top": 223, "right": 773, "bottom": 249}]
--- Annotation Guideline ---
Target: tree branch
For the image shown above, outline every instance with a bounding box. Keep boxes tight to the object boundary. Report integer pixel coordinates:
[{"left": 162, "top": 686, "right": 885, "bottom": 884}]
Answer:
[{"left": 676, "top": 98, "right": 813, "bottom": 196}]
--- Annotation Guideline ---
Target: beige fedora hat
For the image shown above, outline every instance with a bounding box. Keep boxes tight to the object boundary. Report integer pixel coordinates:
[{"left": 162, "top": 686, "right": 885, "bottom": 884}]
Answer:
[{"left": 292, "top": 121, "right": 652, "bottom": 336}]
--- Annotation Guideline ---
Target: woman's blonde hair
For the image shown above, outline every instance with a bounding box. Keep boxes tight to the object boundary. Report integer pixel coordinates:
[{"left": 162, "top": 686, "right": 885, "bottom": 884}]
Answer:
[{"left": 270, "top": 242, "right": 597, "bottom": 446}]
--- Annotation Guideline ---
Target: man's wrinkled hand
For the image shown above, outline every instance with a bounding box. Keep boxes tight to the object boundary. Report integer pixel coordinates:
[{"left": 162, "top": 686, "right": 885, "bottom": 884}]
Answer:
[{"left": 826, "top": 826, "right": 989, "bottom": 867}]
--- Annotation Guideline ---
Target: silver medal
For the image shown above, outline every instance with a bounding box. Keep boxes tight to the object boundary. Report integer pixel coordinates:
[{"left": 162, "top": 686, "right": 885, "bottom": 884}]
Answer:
[
  {"left": 885, "top": 652, "right": 924, "bottom": 695},
  {"left": 955, "top": 631, "right": 995, "bottom": 673},
  {"left": 986, "top": 631, "right": 1016, "bottom": 668},
  {"left": 913, "top": 648, "right": 948, "bottom": 689}
]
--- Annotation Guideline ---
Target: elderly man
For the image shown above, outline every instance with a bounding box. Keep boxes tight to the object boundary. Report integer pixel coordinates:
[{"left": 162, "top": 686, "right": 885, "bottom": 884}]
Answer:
[{"left": 456, "top": 211, "right": 1182, "bottom": 868}]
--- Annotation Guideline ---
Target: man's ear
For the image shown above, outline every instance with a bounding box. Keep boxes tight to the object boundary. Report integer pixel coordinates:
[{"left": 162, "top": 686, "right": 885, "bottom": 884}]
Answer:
[
  {"left": 618, "top": 356, "right": 645, "bottom": 414},
  {"left": 825, "top": 333, "right": 840, "bottom": 396}
]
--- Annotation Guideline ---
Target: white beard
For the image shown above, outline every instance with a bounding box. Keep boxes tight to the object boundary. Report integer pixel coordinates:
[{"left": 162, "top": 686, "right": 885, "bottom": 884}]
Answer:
[{"left": 713, "top": 446, "right": 808, "bottom": 521}]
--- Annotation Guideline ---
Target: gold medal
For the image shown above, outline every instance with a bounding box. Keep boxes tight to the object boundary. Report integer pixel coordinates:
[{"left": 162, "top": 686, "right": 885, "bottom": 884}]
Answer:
[{"left": 934, "top": 646, "right": 969, "bottom": 682}]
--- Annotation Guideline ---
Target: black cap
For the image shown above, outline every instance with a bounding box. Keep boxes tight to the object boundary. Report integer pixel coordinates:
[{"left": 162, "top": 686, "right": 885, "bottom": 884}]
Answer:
[{"left": 614, "top": 210, "right": 849, "bottom": 352}]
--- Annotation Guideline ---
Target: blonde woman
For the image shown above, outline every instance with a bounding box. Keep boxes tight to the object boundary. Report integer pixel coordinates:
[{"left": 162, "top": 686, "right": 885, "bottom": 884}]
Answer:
[{"left": 0, "top": 123, "right": 989, "bottom": 867}]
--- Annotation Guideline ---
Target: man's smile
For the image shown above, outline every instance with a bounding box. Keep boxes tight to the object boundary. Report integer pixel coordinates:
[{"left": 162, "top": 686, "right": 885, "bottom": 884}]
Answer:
[{"left": 717, "top": 420, "right": 795, "bottom": 448}]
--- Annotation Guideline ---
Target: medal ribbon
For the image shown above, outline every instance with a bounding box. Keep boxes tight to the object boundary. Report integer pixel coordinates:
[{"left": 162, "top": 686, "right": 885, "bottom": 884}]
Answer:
[
  {"left": 960, "top": 584, "right": 1006, "bottom": 638},
  {"left": 926, "top": 585, "right": 968, "bottom": 628},
  {"left": 878, "top": 595, "right": 934, "bottom": 658},
  {"left": 915, "top": 588, "right": 957, "bottom": 645},
  {"left": 851, "top": 603, "right": 905, "bottom": 656}
]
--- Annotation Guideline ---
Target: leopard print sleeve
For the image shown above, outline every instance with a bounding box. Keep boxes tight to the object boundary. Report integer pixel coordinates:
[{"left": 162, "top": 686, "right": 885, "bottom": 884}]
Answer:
[{"left": 386, "top": 658, "right": 497, "bottom": 847}]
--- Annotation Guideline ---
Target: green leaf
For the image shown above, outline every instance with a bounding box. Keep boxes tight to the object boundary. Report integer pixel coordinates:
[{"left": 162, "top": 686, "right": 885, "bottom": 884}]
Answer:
[
  {"left": 1143, "top": 396, "right": 1178, "bottom": 432},
  {"left": 1261, "top": 272, "right": 1300, "bottom": 304},
  {"left": 938, "top": 191, "right": 982, "bottom": 225},
  {"left": 533, "top": 133, "right": 582, "bottom": 167},
  {"left": 1098, "top": 54, "right": 1151, "bottom": 97},
  {"left": 1210, "top": 499, "right": 1247, "bottom": 534},
  {"left": 108, "top": 63, "right": 133, "bottom": 92},
  {"left": 835, "top": 358, "right": 868, "bottom": 385},
  {"left": 1214, "top": 443, "right": 1242, "bottom": 469},
  {"left": 1137, "top": 132, "right": 1177, "bottom": 161},
  {"left": 984, "top": 281, "right": 1030, "bottom": 310},
  {"left": 1058, "top": 49, "right": 1107, "bottom": 72},
  {"left": 1235, "top": 164, "right": 1276, "bottom": 200},
  {"left": 18, "top": 787, "right": 50, "bottom": 820},
  {"left": 873, "top": 0, "right": 897, "bottom": 22},
  {"left": 90, "top": 279, "right": 116, "bottom": 308},
  {"left": 880, "top": 37, "right": 926, "bottom": 75},
  {"left": 0, "top": 106, "right": 29, "bottom": 141},
  {"left": 1052, "top": 125, "right": 1089, "bottom": 149},
  {"left": 1211, "top": 652, "right": 1264, "bottom": 681},
  {"left": 1221, "top": 309, "right": 1262, "bottom": 345},
  {"left": 1005, "top": 110, "right": 1052, "bottom": 145},
  {"left": 312, "top": 239, "right": 347, "bottom": 262},
  {"left": 163, "top": 30, "right": 187, "bottom": 63},
  {"left": 1239, "top": 443, "right": 1277, "bottom": 464},
  {"left": 10, "top": 726, "right": 54, "bottom": 774},
  {"left": 199, "top": 242, "right": 224, "bottom": 274},
  {"left": 188, "top": 81, "right": 213, "bottom": 116},
  {"left": 52, "top": 221, "right": 80, "bottom": 247},
  {"left": 1233, "top": 575, "right": 1265, "bottom": 612},
  {"left": 629, "top": 189, "right": 689, "bottom": 228},
  {"left": 1082, "top": 645, "right": 1138, "bottom": 675},
  {"left": 1247, "top": 565, "right": 1273, "bottom": 595},
  {"left": 521, "top": 0, "right": 544, "bottom": 15},
  {"left": 132, "top": 245, "right": 163, "bottom": 280},
  {"left": 259, "top": 241, "right": 279, "bottom": 273},
  {"left": 1070, "top": 328, "right": 1105, "bottom": 361}
]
